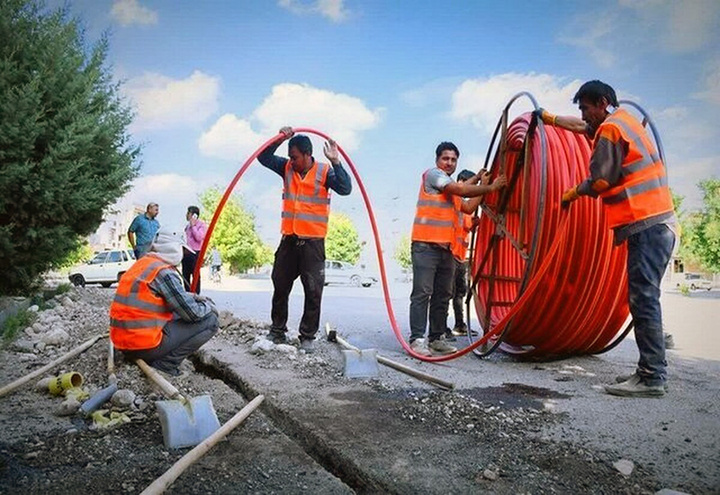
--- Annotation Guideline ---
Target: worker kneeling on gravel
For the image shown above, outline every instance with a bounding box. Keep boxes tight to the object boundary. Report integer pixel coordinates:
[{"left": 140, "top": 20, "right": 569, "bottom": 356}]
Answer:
[{"left": 110, "top": 227, "right": 219, "bottom": 376}]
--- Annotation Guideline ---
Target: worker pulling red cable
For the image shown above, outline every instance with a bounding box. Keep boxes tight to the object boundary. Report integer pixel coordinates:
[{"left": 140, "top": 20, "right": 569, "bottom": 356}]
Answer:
[
  {"left": 192, "top": 127, "right": 510, "bottom": 362},
  {"left": 469, "top": 111, "right": 630, "bottom": 358},
  {"left": 193, "top": 91, "right": 666, "bottom": 364}
]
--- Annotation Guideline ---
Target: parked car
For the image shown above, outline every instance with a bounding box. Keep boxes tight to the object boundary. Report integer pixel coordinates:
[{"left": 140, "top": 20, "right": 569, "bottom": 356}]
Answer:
[
  {"left": 324, "top": 260, "right": 378, "bottom": 287},
  {"left": 676, "top": 273, "right": 712, "bottom": 291},
  {"left": 68, "top": 249, "right": 136, "bottom": 288}
]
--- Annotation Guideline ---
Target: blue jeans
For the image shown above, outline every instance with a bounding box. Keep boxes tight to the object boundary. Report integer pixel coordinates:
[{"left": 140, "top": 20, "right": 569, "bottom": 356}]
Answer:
[
  {"left": 409, "top": 242, "right": 455, "bottom": 342},
  {"left": 626, "top": 223, "right": 675, "bottom": 385}
]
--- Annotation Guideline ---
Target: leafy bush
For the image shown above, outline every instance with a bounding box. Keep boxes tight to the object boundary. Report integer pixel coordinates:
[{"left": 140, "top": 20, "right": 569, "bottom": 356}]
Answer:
[
  {"left": 394, "top": 234, "right": 412, "bottom": 270},
  {"left": 2, "top": 308, "right": 35, "bottom": 342},
  {"left": 200, "top": 188, "right": 272, "bottom": 273},
  {"left": 326, "top": 213, "right": 361, "bottom": 264}
]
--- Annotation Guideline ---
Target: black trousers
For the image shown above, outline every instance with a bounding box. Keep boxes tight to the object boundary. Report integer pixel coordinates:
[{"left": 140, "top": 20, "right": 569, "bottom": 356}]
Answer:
[
  {"left": 451, "top": 259, "right": 468, "bottom": 328},
  {"left": 182, "top": 251, "right": 200, "bottom": 294},
  {"left": 271, "top": 236, "right": 325, "bottom": 340}
]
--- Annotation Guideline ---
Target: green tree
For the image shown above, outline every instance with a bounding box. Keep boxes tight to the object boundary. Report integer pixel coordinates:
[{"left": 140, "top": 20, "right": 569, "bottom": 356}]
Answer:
[
  {"left": 325, "top": 212, "right": 361, "bottom": 264},
  {"left": 0, "top": 1, "right": 139, "bottom": 295},
  {"left": 671, "top": 189, "right": 684, "bottom": 217},
  {"left": 681, "top": 179, "right": 720, "bottom": 273},
  {"left": 56, "top": 241, "right": 95, "bottom": 269},
  {"left": 394, "top": 234, "right": 412, "bottom": 270},
  {"left": 199, "top": 188, "right": 272, "bottom": 273}
]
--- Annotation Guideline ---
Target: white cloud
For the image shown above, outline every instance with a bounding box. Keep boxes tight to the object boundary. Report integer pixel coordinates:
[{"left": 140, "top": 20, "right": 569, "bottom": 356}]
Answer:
[
  {"left": 121, "top": 174, "right": 204, "bottom": 233},
  {"left": 450, "top": 73, "right": 582, "bottom": 132},
  {"left": 124, "top": 71, "right": 220, "bottom": 131},
  {"left": 665, "top": 154, "right": 719, "bottom": 209},
  {"left": 278, "top": 0, "right": 350, "bottom": 22},
  {"left": 111, "top": 0, "right": 158, "bottom": 26},
  {"left": 621, "top": 0, "right": 720, "bottom": 53},
  {"left": 199, "top": 82, "right": 382, "bottom": 160},
  {"left": 693, "top": 60, "right": 720, "bottom": 105},
  {"left": 198, "top": 114, "right": 266, "bottom": 161},
  {"left": 557, "top": 12, "right": 617, "bottom": 68},
  {"left": 252, "top": 83, "right": 381, "bottom": 150},
  {"left": 560, "top": 1, "right": 720, "bottom": 67}
]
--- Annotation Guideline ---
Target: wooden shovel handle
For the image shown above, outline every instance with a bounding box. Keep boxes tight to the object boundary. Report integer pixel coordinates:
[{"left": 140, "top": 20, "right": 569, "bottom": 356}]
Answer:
[
  {"left": 136, "top": 359, "right": 184, "bottom": 401},
  {"left": 107, "top": 340, "right": 115, "bottom": 376},
  {"left": 0, "top": 334, "right": 104, "bottom": 398}
]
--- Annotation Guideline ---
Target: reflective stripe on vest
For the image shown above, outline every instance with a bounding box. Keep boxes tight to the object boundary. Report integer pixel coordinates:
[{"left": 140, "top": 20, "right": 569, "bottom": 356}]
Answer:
[
  {"left": 109, "top": 317, "right": 170, "bottom": 329},
  {"left": 281, "top": 160, "right": 331, "bottom": 238},
  {"left": 109, "top": 255, "right": 173, "bottom": 350},
  {"left": 596, "top": 108, "right": 674, "bottom": 229},
  {"left": 411, "top": 169, "right": 459, "bottom": 244}
]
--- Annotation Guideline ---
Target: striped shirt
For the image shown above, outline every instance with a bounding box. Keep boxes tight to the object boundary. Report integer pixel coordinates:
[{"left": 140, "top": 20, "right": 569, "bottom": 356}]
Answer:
[{"left": 148, "top": 268, "right": 215, "bottom": 322}]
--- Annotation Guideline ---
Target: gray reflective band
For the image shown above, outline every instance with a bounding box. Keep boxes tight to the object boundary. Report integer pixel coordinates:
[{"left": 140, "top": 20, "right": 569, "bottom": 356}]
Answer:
[
  {"left": 282, "top": 212, "right": 329, "bottom": 223},
  {"left": 603, "top": 175, "right": 668, "bottom": 205},
  {"left": 414, "top": 218, "right": 454, "bottom": 227},
  {"left": 110, "top": 318, "right": 166, "bottom": 329},
  {"left": 282, "top": 193, "right": 330, "bottom": 204},
  {"left": 113, "top": 294, "right": 167, "bottom": 313},
  {"left": 607, "top": 115, "right": 661, "bottom": 175},
  {"left": 417, "top": 199, "right": 453, "bottom": 209}
]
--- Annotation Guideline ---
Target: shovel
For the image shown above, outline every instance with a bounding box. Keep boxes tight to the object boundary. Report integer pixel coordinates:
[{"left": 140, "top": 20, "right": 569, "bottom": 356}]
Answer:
[
  {"left": 136, "top": 359, "right": 220, "bottom": 450},
  {"left": 324, "top": 324, "right": 379, "bottom": 378}
]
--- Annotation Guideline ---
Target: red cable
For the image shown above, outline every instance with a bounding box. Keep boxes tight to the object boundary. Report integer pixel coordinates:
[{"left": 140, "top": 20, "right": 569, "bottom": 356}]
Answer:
[
  {"left": 472, "top": 115, "right": 629, "bottom": 358},
  {"left": 192, "top": 120, "right": 629, "bottom": 363}
]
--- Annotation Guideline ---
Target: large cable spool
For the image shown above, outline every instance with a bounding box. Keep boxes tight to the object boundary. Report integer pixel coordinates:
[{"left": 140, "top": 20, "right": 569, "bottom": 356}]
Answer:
[{"left": 467, "top": 93, "right": 635, "bottom": 358}]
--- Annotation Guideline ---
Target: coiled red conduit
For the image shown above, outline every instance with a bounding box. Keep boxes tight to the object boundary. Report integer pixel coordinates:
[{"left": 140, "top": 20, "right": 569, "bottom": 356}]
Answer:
[
  {"left": 469, "top": 111, "right": 630, "bottom": 359},
  {"left": 192, "top": 108, "right": 632, "bottom": 362}
]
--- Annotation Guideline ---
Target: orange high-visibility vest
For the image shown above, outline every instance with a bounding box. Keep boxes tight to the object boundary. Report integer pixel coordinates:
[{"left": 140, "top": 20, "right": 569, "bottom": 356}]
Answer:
[
  {"left": 110, "top": 255, "right": 173, "bottom": 350},
  {"left": 412, "top": 170, "right": 461, "bottom": 245},
  {"left": 281, "top": 159, "right": 331, "bottom": 238},
  {"left": 595, "top": 108, "right": 674, "bottom": 229},
  {"left": 451, "top": 212, "right": 473, "bottom": 261}
]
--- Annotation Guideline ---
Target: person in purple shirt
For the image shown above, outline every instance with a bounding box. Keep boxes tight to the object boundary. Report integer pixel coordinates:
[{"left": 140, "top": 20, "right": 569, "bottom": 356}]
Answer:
[{"left": 182, "top": 205, "right": 208, "bottom": 294}]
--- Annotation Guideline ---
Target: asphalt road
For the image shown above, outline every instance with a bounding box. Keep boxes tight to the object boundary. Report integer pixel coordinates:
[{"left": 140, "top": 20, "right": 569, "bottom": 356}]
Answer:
[{"left": 203, "top": 272, "right": 720, "bottom": 363}]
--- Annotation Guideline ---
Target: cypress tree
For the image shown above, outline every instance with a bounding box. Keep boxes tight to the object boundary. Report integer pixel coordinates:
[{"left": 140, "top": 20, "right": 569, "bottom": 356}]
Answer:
[{"left": 0, "top": 0, "right": 140, "bottom": 295}]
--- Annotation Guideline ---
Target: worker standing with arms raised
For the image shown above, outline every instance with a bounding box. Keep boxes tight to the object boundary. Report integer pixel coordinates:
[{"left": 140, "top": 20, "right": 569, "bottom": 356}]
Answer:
[
  {"left": 409, "top": 142, "right": 506, "bottom": 357},
  {"left": 258, "top": 127, "right": 352, "bottom": 353},
  {"left": 538, "top": 80, "right": 676, "bottom": 397}
]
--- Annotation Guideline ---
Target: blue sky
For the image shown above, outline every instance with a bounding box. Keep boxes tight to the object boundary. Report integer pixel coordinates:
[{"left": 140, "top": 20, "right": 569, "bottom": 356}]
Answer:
[{"left": 57, "top": 0, "right": 719, "bottom": 258}]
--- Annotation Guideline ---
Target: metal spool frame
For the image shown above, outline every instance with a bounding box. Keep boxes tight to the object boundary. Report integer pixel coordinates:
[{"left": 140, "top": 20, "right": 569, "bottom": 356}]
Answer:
[{"left": 465, "top": 95, "right": 666, "bottom": 358}]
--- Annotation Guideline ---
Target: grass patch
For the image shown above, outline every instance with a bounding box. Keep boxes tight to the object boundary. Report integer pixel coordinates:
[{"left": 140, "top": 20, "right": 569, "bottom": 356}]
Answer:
[
  {"left": 2, "top": 309, "right": 36, "bottom": 343},
  {"left": 55, "top": 283, "right": 72, "bottom": 296}
]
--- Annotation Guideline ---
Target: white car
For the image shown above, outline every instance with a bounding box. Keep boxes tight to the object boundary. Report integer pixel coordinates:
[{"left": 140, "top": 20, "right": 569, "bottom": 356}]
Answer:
[
  {"left": 324, "top": 260, "right": 378, "bottom": 287},
  {"left": 677, "top": 273, "right": 713, "bottom": 291},
  {"left": 68, "top": 249, "right": 136, "bottom": 288}
]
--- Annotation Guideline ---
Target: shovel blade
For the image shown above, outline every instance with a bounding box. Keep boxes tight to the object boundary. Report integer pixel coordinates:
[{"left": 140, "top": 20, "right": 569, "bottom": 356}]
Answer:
[
  {"left": 342, "top": 349, "right": 379, "bottom": 378},
  {"left": 156, "top": 395, "right": 220, "bottom": 449}
]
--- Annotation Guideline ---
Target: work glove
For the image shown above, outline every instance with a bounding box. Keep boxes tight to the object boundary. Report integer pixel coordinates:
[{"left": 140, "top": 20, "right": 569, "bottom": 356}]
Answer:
[
  {"left": 561, "top": 186, "right": 579, "bottom": 208},
  {"left": 532, "top": 108, "right": 557, "bottom": 126}
]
